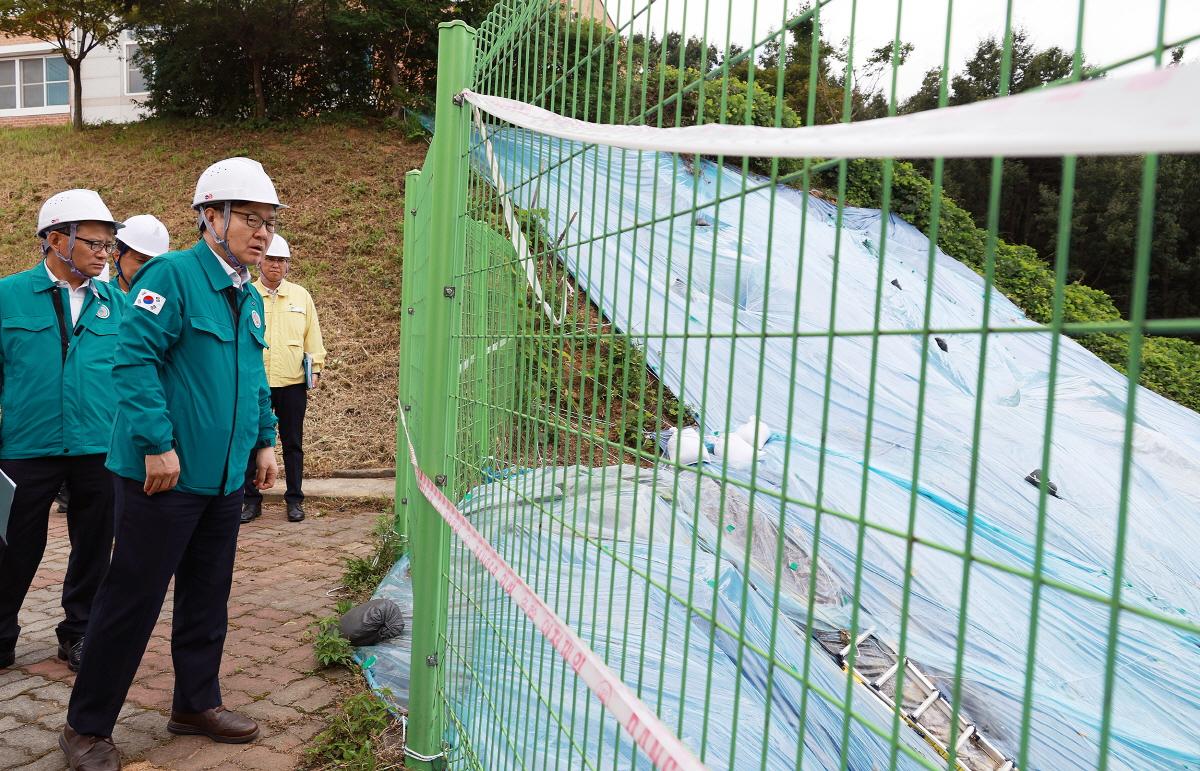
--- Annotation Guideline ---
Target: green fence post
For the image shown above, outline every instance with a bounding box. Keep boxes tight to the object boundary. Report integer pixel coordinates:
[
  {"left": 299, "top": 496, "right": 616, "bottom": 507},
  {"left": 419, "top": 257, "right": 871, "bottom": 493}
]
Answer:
[
  {"left": 396, "top": 168, "right": 422, "bottom": 542},
  {"left": 406, "top": 19, "right": 477, "bottom": 771}
]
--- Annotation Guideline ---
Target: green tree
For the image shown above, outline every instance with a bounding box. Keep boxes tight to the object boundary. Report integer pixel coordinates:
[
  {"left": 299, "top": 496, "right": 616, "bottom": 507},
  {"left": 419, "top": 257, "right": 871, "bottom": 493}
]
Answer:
[
  {"left": 629, "top": 30, "right": 722, "bottom": 74},
  {"left": 136, "top": 0, "right": 304, "bottom": 121},
  {"left": 1039, "top": 153, "right": 1200, "bottom": 317},
  {"left": 137, "top": 0, "right": 495, "bottom": 119},
  {"left": 901, "top": 31, "right": 1200, "bottom": 320},
  {"left": 754, "top": 15, "right": 848, "bottom": 125},
  {"left": 0, "top": 0, "right": 134, "bottom": 130},
  {"left": 911, "top": 30, "right": 1075, "bottom": 248},
  {"left": 334, "top": 0, "right": 495, "bottom": 117},
  {"left": 903, "top": 67, "right": 944, "bottom": 114},
  {"left": 135, "top": 0, "right": 374, "bottom": 120}
]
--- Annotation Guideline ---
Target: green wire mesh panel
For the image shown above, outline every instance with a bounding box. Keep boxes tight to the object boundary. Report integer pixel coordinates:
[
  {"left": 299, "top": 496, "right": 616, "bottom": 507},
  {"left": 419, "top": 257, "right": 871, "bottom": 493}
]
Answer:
[{"left": 398, "top": 2, "right": 1200, "bottom": 769}]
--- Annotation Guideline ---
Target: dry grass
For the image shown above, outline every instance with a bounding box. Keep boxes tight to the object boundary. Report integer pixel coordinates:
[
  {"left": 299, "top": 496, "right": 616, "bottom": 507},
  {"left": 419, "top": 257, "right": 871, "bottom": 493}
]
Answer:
[{"left": 0, "top": 119, "right": 429, "bottom": 475}]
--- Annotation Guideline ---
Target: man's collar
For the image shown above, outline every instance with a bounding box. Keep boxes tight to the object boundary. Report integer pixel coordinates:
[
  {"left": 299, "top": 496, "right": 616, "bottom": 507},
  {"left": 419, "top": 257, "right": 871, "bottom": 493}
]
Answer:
[
  {"left": 195, "top": 239, "right": 251, "bottom": 291},
  {"left": 42, "top": 259, "right": 94, "bottom": 295},
  {"left": 255, "top": 277, "right": 288, "bottom": 296}
]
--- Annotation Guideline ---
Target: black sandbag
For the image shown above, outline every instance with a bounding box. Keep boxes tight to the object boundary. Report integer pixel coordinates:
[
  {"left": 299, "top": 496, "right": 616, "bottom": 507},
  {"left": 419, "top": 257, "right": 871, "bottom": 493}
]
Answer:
[{"left": 338, "top": 598, "right": 406, "bottom": 646}]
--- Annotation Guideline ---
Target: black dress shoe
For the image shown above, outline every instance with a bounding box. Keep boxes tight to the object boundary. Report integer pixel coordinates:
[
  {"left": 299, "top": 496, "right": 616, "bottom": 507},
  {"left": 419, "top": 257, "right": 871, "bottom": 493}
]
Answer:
[
  {"left": 57, "top": 637, "right": 84, "bottom": 672},
  {"left": 287, "top": 502, "right": 305, "bottom": 522},
  {"left": 240, "top": 501, "right": 262, "bottom": 524}
]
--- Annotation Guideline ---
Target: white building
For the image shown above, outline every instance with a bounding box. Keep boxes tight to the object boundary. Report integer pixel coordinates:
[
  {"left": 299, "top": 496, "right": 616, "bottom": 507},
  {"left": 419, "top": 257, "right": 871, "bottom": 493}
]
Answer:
[{"left": 0, "top": 30, "right": 148, "bottom": 127}]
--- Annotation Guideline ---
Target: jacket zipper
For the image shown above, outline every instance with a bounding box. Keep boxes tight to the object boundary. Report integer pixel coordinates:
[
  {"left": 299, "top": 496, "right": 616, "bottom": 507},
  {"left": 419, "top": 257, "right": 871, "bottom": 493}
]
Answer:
[{"left": 218, "top": 287, "right": 242, "bottom": 494}]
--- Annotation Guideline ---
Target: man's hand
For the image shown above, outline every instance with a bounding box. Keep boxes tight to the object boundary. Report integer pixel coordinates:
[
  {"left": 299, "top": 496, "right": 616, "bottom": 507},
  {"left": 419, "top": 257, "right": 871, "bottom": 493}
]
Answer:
[
  {"left": 311, "top": 372, "right": 321, "bottom": 390},
  {"left": 144, "top": 449, "right": 180, "bottom": 495},
  {"left": 253, "top": 446, "right": 278, "bottom": 490}
]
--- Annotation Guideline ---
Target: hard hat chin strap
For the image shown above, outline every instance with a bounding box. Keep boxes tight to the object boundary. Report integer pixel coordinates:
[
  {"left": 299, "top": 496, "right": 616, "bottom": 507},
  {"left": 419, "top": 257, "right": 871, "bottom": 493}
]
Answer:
[
  {"left": 114, "top": 244, "right": 130, "bottom": 290},
  {"left": 41, "top": 223, "right": 88, "bottom": 279},
  {"left": 214, "top": 201, "right": 246, "bottom": 269},
  {"left": 200, "top": 201, "right": 252, "bottom": 282}
]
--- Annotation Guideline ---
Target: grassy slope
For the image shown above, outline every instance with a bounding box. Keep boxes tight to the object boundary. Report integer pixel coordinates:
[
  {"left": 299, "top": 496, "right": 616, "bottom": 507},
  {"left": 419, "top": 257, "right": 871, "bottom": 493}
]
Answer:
[{"left": 0, "top": 119, "right": 428, "bottom": 475}]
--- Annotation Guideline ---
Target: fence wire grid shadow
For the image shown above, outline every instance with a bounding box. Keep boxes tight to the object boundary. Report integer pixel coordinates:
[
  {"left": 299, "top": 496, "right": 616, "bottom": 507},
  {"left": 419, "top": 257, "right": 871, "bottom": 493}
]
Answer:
[{"left": 394, "top": 2, "right": 1200, "bottom": 770}]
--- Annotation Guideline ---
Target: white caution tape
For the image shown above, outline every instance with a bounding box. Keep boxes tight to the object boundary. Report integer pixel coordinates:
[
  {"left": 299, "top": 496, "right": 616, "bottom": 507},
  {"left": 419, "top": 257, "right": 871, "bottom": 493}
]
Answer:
[
  {"left": 397, "top": 408, "right": 706, "bottom": 771},
  {"left": 461, "top": 62, "right": 1200, "bottom": 159}
]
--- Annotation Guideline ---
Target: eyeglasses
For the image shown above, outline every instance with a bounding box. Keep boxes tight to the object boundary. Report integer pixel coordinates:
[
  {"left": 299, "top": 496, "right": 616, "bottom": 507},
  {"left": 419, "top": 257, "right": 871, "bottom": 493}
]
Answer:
[
  {"left": 75, "top": 237, "right": 119, "bottom": 255},
  {"left": 229, "top": 210, "right": 278, "bottom": 233}
]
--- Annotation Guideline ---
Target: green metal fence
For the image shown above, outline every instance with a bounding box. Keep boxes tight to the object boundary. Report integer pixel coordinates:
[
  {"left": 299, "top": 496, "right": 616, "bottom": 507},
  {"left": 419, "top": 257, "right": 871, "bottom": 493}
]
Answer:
[{"left": 396, "top": 2, "right": 1199, "bottom": 769}]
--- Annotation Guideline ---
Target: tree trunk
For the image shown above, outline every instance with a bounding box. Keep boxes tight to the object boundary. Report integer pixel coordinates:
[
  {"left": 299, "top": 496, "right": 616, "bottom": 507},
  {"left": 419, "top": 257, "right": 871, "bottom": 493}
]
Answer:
[
  {"left": 69, "top": 59, "right": 83, "bottom": 131},
  {"left": 385, "top": 50, "right": 401, "bottom": 119},
  {"left": 252, "top": 57, "right": 266, "bottom": 120}
]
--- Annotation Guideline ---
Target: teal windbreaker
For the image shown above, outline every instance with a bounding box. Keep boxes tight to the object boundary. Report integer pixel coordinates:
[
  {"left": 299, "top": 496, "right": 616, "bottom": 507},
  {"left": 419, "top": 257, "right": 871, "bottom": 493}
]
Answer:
[
  {"left": 0, "top": 262, "right": 125, "bottom": 459},
  {"left": 106, "top": 241, "right": 276, "bottom": 495}
]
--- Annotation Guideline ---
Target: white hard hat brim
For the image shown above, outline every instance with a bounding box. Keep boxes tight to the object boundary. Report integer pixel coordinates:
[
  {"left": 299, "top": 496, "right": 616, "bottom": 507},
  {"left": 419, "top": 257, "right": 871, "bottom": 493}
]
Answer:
[
  {"left": 38, "top": 219, "right": 125, "bottom": 237},
  {"left": 194, "top": 198, "right": 289, "bottom": 210}
]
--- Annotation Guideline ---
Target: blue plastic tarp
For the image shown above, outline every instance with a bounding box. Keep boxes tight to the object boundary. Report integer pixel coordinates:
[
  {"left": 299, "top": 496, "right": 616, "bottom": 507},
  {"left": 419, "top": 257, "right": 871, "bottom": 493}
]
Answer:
[{"left": 365, "top": 130, "right": 1200, "bottom": 769}]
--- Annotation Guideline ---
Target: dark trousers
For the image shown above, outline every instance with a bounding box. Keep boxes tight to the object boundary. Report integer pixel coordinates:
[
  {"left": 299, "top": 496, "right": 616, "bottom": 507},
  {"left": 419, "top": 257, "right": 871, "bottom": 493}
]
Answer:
[
  {"left": 245, "top": 383, "right": 306, "bottom": 506},
  {"left": 67, "top": 477, "right": 242, "bottom": 737},
  {"left": 0, "top": 455, "right": 113, "bottom": 652}
]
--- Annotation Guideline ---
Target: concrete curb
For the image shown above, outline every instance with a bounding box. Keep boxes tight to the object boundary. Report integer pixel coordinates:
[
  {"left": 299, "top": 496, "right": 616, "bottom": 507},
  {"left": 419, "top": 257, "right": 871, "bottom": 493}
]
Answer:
[{"left": 260, "top": 476, "right": 394, "bottom": 500}]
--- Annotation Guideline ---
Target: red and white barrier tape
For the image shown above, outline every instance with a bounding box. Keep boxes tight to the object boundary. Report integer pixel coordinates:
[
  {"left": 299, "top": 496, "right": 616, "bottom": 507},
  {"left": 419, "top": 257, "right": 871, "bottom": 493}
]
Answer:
[{"left": 398, "top": 408, "right": 706, "bottom": 771}]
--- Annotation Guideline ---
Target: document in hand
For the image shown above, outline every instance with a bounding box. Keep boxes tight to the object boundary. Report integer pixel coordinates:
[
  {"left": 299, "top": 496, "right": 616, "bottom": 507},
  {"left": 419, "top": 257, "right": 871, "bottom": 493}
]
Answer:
[
  {"left": 0, "top": 467, "right": 14, "bottom": 546},
  {"left": 303, "top": 352, "right": 316, "bottom": 390}
]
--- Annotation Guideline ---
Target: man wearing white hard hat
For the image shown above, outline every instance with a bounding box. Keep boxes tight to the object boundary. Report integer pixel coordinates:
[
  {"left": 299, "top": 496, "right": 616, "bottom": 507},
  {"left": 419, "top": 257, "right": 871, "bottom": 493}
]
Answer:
[
  {"left": 0, "top": 190, "right": 125, "bottom": 677},
  {"left": 113, "top": 214, "right": 171, "bottom": 293},
  {"left": 63, "top": 159, "right": 280, "bottom": 768},
  {"left": 241, "top": 234, "right": 326, "bottom": 524},
  {"left": 48, "top": 214, "right": 170, "bottom": 521}
]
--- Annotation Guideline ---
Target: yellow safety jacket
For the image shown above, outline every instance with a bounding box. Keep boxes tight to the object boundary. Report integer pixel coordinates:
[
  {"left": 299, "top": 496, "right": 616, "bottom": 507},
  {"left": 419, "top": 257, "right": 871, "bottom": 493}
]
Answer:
[{"left": 252, "top": 277, "right": 326, "bottom": 388}]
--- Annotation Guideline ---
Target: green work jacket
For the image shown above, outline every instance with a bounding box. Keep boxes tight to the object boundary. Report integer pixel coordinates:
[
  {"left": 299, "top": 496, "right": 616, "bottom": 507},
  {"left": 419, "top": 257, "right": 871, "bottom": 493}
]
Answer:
[
  {"left": 0, "top": 262, "right": 125, "bottom": 459},
  {"left": 106, "top": 241, "right": 276, "bottom": 495}
]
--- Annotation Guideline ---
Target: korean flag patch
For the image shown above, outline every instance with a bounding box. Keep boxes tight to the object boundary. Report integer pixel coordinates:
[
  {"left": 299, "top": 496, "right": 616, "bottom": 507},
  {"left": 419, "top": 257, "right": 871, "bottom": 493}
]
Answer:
[{"left": 134, "top": 288, "right": 166, "bottom": 315}]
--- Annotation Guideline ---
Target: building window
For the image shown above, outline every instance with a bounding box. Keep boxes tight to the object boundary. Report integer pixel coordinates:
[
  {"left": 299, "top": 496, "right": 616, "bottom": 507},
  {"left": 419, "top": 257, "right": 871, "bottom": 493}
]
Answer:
[
  {"left": 0, "top": 55, "right": 68, "bottom": 111},
  {"left": 125, "top": 43, "right": 148, "bottom": 95},
  {"left": 45, "top": 57, "right": 68, "bottom": 105},
  {"left": 0, "top": 60, "right": 15, "bottom": 110}
]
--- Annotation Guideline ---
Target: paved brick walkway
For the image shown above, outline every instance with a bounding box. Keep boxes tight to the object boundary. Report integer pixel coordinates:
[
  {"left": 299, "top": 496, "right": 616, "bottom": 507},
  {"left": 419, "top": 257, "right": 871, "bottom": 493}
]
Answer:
[{"left": 0, "top": 502, "right": 382, "bottom": 770}]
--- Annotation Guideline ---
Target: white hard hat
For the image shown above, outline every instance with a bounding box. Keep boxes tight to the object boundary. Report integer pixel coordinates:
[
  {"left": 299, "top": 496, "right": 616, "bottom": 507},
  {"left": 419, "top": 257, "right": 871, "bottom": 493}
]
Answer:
[
  {"left": 192, "top": 157, "right": 286, "bottom": 209},
  {"left": 37, "top": 189, "right": 123, "bottom": 236},
  {"left": 117, "top": 214, "right": 171, "bottom": 257},
  {"left": 266, "top": 234, "right": 290, "bottom": 259}
]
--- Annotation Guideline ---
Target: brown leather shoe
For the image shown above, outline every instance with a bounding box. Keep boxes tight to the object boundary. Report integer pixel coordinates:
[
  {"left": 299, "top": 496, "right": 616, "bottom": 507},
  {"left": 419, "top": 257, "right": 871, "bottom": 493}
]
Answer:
[
  {"left": 166, "top": 705, "right": 260, "bottom": 743},
  {"left": 59, "top": 725, "right": 121, "bottom": 770}
]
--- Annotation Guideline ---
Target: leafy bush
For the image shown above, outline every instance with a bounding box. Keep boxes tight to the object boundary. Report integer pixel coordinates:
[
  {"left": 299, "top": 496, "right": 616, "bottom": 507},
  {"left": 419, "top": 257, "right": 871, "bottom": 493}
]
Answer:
[
  {"left": 342, "top": 516, "right": 405, "bottom": 604},
  {"left": 305, "top": 689, "right": 398, "bottom": 770},
  {"left": 310, "top": 600, "right": 355, "bottom": 670}
]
